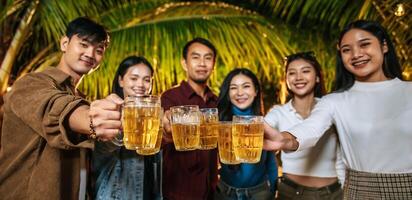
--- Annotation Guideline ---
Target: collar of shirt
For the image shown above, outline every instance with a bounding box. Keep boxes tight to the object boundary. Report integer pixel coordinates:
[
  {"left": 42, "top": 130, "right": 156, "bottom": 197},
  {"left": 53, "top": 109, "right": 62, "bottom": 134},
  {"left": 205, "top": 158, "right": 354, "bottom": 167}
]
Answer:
[
  {"left": 179, "top": 80, "right": 217, "bottom": 103},
  {"left": 43, "top": 67, "right": 73, "bottom": 84},
  {"left": 286, "top": 98, "right": 320, "bottom": 121},
  {"left": 43, "top": 67, "right": 86, "bottom": 98}
]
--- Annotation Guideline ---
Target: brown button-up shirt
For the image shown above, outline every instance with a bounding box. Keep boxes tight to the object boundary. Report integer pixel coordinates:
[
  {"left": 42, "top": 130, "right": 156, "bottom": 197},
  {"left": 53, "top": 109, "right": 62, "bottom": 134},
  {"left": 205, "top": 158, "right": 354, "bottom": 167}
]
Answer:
[
  {"left": 161, "top": 81, "right": 218, "bottom": 200},
  {"left": 0, "top": 67, "right": 93, "bottom": 200}
]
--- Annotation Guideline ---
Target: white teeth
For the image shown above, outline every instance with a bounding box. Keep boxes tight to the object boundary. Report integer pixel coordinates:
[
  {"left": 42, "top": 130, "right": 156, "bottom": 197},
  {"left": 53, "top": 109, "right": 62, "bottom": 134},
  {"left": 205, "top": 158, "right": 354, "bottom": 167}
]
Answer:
[
  {"left": 352, "top": 60, "right": 368, "bottom": 66},
  {"left": 294, "top": 83, "right": 306, "bottom": 88}
]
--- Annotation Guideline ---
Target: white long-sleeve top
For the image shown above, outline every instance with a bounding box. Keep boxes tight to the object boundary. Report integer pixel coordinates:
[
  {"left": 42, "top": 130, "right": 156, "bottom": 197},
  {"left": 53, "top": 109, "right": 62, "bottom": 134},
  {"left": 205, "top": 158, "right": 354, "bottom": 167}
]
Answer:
[
  {"left": 265, "top": 99, "right": 345, "bottom": 185},
  {"left": 289, "top": 78, "right": 412, "bottom": 173}
]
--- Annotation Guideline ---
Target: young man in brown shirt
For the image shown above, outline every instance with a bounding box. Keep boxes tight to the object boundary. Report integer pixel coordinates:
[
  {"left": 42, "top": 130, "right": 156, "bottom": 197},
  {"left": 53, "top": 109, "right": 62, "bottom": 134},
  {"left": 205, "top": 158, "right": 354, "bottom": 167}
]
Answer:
[
  {"left": 161, "top": 38, "right": 218, "bottom": 200},
  {"left": 0, "top": 17, "right": 123, "bottom": 199}
]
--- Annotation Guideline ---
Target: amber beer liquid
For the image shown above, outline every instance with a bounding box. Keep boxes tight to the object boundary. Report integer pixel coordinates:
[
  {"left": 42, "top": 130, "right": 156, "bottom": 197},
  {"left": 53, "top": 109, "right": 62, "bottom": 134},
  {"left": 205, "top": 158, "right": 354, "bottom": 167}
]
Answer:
[
  {"left": 137, "top": 124, "right": 163, "bottom": 155},
  {"left": 136, "top": 108, "right": 164, "bottom": 155},
  {"left": 199, "top": 108, "right": 219, "bottom": 150},
  {"left": 217, "top": 122, "right": 239, "bottom": 164},
  {"left": 171, "top": 123, "right": 200, "bottom": 151},
  {"left": 232, "top": 122, "right": 264, "bottom": 163},
  {"left": 170, "top": 105, "right": 201, "bottom": 151},
  {"left": 199, "top": 122, "right": 219, "bottom": 149},
  {"left": 123, "top": 106, "right": 161, "bottom": 150}
]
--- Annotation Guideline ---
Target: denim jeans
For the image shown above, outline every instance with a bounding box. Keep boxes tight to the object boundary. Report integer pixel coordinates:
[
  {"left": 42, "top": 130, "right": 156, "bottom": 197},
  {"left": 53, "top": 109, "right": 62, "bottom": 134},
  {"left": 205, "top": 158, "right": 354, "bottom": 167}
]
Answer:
[
  {"left": 215, "top": 180, "right": 274, "bottom": 200},
  {"left": 93, "top": 142, "right": 162, "bottom": 200}
]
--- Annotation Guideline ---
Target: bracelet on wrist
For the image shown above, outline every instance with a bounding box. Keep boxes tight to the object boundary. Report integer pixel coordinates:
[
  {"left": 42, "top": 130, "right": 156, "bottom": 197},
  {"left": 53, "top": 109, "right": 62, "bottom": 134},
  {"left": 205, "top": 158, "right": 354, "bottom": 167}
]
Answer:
[{"left": 89, "top": 117, "right": 97, "bottom": 140}]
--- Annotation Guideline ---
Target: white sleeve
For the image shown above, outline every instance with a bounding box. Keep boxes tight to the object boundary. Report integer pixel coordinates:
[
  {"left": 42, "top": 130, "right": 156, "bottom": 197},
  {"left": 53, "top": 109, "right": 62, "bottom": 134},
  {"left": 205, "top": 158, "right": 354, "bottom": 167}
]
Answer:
[
  {"left": 264, "top": 106, "right": 281, "bottom": 129},
  {"left": 287, "top": 96, "right": 334, "bottom": 151},
  {"left": 335, "top": 144, "right": 346, "bottom": 187}
]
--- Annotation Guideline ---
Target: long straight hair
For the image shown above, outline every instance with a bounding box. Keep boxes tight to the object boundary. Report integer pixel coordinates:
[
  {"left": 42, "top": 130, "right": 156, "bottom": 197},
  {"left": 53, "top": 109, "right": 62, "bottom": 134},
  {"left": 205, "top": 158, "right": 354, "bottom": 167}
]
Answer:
[
  {"left": 217, "top": 68, "right": 263, "bottom": 121},
  {"left": 334, "top": 20, "right": 403, "bottom": 92}
]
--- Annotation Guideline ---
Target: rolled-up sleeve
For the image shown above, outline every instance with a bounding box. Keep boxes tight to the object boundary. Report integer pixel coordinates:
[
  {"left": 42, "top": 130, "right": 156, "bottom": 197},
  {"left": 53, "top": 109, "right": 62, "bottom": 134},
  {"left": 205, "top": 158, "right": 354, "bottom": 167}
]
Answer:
[{"left": 7, "top": 73, "right": 92, "bottom": 149}]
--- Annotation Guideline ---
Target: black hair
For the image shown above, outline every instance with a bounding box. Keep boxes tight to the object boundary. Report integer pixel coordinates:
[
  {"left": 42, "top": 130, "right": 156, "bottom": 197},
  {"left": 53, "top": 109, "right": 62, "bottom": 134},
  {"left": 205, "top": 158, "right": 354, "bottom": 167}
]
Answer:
[
  {"left": 217, "top": 68, "right": 263, "bottom": 121},
  {"left": 66, "top": 17, "right": 110, "bottom": 47},
  {"left": 182, "top": 37, "right": 217, "bottom": 60},
  {"left": 334, "top": 20, "right": 403, "bottom": 92},
  {"left": 284, "top": 51, "right": 326, "bottom": 100},
  {"left": 112, "top": 56, "right": 154, "bottom": 99}
]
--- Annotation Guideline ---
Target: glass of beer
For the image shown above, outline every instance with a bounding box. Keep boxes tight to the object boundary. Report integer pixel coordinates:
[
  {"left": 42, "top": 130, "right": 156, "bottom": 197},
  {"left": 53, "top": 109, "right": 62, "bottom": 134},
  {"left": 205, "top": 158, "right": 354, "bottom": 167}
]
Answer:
[
  {"left": 199, "top": 108, "right": 219, "bottom": 150},
  {"left": 232, "top": 115, "right": 264, "bottom": 163},
  {"left": 122, "top": 95, "right": 161, "bottom": 150},
  {"left": 137, "top": 108, "right": 164, "bottom": 155},
  {"left": 217, "top": 121, "right": 240, "bottom": 164},
  {"left": 170, "top": 105, "right": 200, "bottom": 151}
]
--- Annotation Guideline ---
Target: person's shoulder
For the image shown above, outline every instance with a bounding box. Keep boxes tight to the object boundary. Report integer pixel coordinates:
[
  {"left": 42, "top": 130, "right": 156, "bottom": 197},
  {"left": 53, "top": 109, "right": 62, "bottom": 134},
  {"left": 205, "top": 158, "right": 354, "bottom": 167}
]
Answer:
[
  {"left": 399, "top": 80, "right": 412, "bottom": 94},
  {"left": 321, "top": 92, "right": 345, "bottom": 102},
  {"left": 400, "top": 80, "right": 412, "bottom": 87},
  {"left": 267, "top": 102, "right": 290, "bottom": 114},
  {"left": 265, "top": 103, "right": 287, "bottom": 120},
  {"left": 12, "top": 70, "right": 54, "bottom": 90},
  {"left": 161, "top": 84, "right": 182, "bottom": 97}
]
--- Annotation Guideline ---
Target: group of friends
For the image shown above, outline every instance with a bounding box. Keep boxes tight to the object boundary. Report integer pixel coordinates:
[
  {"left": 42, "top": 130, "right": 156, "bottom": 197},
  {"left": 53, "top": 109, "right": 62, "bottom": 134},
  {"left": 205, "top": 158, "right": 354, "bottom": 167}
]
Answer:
[{"left": 0, "top": 16, "right": 411, "bottom": 200}]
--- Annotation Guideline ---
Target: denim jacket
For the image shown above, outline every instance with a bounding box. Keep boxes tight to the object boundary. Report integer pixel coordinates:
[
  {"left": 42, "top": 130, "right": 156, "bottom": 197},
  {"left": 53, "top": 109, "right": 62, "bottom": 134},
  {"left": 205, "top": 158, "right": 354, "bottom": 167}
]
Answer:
[{"left": 92, "top": 141, "right": 162, "bottom": 200}]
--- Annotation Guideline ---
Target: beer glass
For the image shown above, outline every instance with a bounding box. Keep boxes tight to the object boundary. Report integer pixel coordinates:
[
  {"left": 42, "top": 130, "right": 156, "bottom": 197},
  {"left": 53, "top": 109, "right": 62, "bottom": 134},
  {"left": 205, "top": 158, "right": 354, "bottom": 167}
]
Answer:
[
  {"left": 170, "top": 105, "right": 200, "bottom": 151},
  {"left": 217, "top": 121, "right": 240, "bottom": 164},
  {"left": 136, "top": 108, "right": 164, "bottom": 155},
  {"left": 122, "top": 95, "right": 161, "bottom": 150},
  {"left": 199, "top": 108, "right": 219, "bottom": 150},
  {"left": 232, "top": 115, "right": 264, "bottom": 163}
]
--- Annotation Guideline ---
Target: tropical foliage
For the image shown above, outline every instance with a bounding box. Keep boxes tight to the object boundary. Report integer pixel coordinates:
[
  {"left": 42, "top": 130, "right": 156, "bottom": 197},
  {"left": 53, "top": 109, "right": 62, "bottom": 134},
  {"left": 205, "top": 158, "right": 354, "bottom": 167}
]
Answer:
[{"left": 1, "top": 0, "right": 411, "bottom": 107}]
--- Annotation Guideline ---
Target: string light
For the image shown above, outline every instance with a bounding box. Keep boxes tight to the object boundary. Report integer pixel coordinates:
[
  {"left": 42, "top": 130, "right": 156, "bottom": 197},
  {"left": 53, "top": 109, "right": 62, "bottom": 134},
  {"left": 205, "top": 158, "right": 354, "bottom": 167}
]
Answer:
[{"left": 394, "top": 3, "right": 405, "bottom": 17}]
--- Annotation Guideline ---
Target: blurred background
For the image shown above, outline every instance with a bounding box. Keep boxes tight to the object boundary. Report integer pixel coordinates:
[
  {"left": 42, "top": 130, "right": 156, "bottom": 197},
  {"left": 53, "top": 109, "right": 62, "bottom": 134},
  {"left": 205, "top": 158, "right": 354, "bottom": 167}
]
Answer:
[{"left": 1, "top": 0, "right": 410, "bottom": 109}]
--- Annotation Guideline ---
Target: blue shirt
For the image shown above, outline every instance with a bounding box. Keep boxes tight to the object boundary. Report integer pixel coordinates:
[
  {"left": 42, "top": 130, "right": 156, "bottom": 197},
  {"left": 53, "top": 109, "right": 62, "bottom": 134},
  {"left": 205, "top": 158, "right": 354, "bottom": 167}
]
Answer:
[{"left": 219, "top": 106, "right": 278, "bottom": 192}]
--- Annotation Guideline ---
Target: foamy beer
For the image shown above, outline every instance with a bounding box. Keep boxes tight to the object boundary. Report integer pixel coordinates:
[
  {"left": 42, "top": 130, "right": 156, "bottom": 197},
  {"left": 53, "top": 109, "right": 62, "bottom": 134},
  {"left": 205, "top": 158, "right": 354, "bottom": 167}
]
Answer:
[
  {"left": 136, "top": 108, "right": 164, "bottom": 155},
  {"left": 217, "top": 121, "right": 240, "bottom": 164},
  {"left": 170, "top": 105, "right": 200, "bottom": 151},
  {"left": 199, "top": 108, "right": 219, "bottom": 150},
  {"left": 122, "top": 95, "right": 161, "bottom": 150},
  {"left": 232, "top": 115, "right": 264, "bottom": 163}
]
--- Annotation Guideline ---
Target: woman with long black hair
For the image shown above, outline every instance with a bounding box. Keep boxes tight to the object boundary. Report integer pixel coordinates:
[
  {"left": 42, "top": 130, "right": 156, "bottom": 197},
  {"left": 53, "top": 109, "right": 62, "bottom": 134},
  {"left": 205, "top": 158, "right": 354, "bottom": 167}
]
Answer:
[
  {"left": 264, "top": 20, "right": 412, "bottom": 199},
  {"left": 215, "top": 68, "right": 277, "bottom": 200},
  {"left": 92, "top": 56, "right": 162, "bottom": 200}
]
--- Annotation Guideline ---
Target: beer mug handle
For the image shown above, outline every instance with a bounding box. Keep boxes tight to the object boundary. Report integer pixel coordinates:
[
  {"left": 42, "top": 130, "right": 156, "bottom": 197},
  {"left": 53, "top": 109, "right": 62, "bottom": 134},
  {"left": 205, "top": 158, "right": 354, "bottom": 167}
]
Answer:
[
  {"left": 111, "top": 129, "right": 124, "bottom": 146},
  {"left": 112, "top": 103, "right": 125, "bottom": 146}
]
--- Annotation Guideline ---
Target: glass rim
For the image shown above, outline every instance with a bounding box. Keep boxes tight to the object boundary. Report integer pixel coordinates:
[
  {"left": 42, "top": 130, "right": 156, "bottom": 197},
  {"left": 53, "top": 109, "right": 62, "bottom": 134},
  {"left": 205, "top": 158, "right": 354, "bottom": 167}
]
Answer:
[
  {"left": 170, "top": 105, "right": 199, "bottom": 110},
  {"left": 125, "top": 94, "right": 159, "bottom": 99},
  {"left": 232, "top": 115, "right": 264, "bottom": 123},
  {"left": 199, "top": 107, "right": 218, "bottom": 111},
  {"left": 232, "top": 115, "right": 263, "bottom": 118}
]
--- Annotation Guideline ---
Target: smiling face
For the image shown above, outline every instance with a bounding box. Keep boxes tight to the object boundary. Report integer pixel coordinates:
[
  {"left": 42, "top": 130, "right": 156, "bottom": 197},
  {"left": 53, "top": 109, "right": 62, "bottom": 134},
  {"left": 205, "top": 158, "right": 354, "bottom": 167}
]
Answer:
[
  {"left": 339, "top": 28, "right": 388, "bottom": 82},
  {"left": 182, "top": 42, "right": 215, "bottom": 84},
  {"left": 59, "top": 34, "right": 106, "bottom": 80},
  {"left": 119, "top": 63, "right": 152, "bottom": 97},
  {"left": 229, "top": 74, "right": 257, "bottom": 110},
  {"left": 286, "top": 59, "right": 318, "bottom": 98}
]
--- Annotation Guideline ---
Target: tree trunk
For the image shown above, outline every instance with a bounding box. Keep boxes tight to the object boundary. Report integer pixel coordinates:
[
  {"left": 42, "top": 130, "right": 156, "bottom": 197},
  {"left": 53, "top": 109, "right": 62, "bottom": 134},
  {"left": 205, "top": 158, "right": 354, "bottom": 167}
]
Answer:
[{"left": 0, "top": 0, "right": 39, "bottom": 94}]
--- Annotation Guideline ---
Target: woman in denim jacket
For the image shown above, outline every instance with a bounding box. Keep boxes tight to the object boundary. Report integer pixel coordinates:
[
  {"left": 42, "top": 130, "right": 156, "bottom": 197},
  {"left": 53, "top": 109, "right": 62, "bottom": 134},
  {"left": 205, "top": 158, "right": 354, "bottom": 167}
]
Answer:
[{"left": 92, "top": 56, "right": 162, "bottom": 200}]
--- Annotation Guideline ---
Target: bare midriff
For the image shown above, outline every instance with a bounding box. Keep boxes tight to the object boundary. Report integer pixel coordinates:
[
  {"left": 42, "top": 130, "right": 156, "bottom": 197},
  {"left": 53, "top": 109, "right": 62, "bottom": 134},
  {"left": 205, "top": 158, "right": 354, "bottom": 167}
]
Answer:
[{"left": 284, "top": 173, "right": 338, "bottom": 188}]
